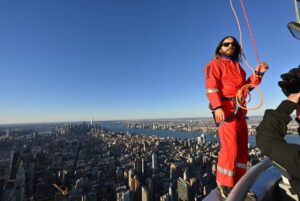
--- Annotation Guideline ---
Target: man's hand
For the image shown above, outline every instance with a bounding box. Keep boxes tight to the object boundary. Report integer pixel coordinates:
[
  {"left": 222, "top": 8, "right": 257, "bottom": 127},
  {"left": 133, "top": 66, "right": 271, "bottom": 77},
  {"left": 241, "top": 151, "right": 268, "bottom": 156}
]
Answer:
[
  {"left": 215, "top": 108, "right": 225, "bottom": 122},
  {"left": 288, "top": 92, "right": 300, "bottom": 127},
  {"left": 255, "top": 61, "right": 269, "bottom": 73},
  {"left": 297, "top": 107, "right": 300, "bottom": 120},
  {"left": 287, "top": 92, "right": 300, "bottom": 104}
]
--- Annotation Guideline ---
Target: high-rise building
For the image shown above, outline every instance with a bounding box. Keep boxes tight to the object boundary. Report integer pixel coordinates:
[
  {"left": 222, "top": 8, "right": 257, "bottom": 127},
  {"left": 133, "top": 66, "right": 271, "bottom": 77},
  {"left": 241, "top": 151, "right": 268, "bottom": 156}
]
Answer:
[
  {"left": 128, "top": 169, "right": 135, "bottom": 191},
  {"left": 0, "top": 178, "right": 5, "bottom": 201},
  {"left": 131, "top": 175, "right": 140, "bottom": 192},
  {"left": 152, "top": 152, "right": 157, "bottom": 174},
  {"left": 81, "top": 195, "right": 87, "bottom": 201},
  {"left": 134, "top": 158, "right": 142, "bottom": 178},
  {"left": 169, "top": 162, "right": 186, "bottom": 182},
  {"left": 61, "top": 169, "right": 69, "bottom": 188},
  {"left": 141, "top": 186, "right": 149, "bottom": 201},
  {"left": 177, "top": 177, "right": 193, "bottom": 201},
  {"left": 6, "top": 129, "right": 10, "bottom": 138},
  {"left": 75, "top": 177, "right": 86, "bottom": 193},
  {"left": 187, "top": 139, "right": 192, "bottom": 147},
  {"left": 133, "top": 175, "right": 141, "bottom": 201},
  {"left": 91, "top": 117, "right": 94, "bottom": 126},
  {"left": 142, "top": 158, "right": 146, "bottom": 175},
  {"left": 183, "top": 169, "right": 190, "bottom": 181},
  {"left": 2, "top": 180, "right": 16, "bottom": 201},
  {"left": 160, "top": 193, "right": 171, "bottom": 201},
  {"left": 116, "top": 186, "right": 132, "bottom": 201},
  {"left": 121, "top": 190, "right": 132, "bottom": 201},
  {"left": 116, "top": 167, "right": 124, "bottom": 181},
  {"left": 15, "top": 162, "right": 25, "bottom": 201},
  {"left": 146, "top": 178, "right": 154, "bottom": 201},
  {"left": 9, "top": 151, "right": 20, "bottom": 180},
  {"left": 151, "top": 174, "right": 162, "bottom": 201},
  {"left": 168, "top": 183, "right": 175, "bottom": 201},
  {"left": 27, "top": 162, "right": 35, "bottom": 196},
  {"left": 201, "top": 134, "right": 206, "bottom": 144}
]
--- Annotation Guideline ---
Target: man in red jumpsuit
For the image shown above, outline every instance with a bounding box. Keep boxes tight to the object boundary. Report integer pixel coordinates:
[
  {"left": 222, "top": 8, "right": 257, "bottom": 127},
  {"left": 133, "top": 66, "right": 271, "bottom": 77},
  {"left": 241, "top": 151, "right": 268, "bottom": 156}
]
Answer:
[{"left": 204, "top": 36, "right": 269, "bottom": 199}]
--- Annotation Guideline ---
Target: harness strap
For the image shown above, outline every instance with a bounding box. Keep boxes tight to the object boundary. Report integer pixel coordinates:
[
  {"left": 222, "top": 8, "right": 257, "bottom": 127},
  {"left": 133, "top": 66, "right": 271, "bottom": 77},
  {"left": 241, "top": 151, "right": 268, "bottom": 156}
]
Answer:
[
  {"left": 210, "top": 96, "right": 245, "bottom": 127},
  {"left": 221, "top": 97, "right": 236, "bottom": 101}
]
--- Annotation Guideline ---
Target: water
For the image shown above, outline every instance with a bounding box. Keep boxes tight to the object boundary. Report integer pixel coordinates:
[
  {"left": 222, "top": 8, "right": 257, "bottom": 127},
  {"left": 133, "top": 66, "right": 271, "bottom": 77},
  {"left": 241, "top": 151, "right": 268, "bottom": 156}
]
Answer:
[
  {"left": 99, "top": 121, "right": 300, "bottom": 146},
  {"left": 100, "top": 121, "right": 201, "bottom": 139}
]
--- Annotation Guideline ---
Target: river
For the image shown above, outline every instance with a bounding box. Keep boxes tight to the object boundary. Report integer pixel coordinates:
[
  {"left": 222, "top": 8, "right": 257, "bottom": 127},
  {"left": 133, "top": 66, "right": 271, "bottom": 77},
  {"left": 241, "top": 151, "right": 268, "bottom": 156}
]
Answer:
[{"left": 99, "top": 121, "right": 300, "bottom": 146}]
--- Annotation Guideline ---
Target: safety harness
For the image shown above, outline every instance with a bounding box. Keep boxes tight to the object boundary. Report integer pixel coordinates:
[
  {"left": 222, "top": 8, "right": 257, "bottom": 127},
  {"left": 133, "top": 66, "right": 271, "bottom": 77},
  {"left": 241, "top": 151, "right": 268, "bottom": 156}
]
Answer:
[{"left": 209, "top": 96, "right": 245, "bottom": 127}]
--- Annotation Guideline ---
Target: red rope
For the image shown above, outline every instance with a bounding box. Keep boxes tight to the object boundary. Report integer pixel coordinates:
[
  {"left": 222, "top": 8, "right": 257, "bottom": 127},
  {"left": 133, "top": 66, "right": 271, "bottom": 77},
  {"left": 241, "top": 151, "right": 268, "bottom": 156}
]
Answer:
[{"left": 239, "top": 0, "right": 261, "bottom": 63}]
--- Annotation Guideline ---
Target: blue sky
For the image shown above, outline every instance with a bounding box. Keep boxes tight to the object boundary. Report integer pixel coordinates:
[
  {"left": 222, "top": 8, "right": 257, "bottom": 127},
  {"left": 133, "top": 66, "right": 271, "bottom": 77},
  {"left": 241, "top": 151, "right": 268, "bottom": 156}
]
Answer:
[{"left": 0, "top": 0, "right": 299, "bottom": 124}]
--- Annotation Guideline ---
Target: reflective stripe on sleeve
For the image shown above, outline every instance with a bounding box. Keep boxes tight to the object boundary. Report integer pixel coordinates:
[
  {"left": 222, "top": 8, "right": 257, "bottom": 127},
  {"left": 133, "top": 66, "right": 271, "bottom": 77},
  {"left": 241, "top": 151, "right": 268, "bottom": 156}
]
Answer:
[
  {"left": 217, "top": 165, "right": 235, "bottom": 176},
  {"left": 236, "top": 162, "right": 247, "bottom": 169},
  {"left": 206, "top": 88, "right": 219, "bottom": 93}
]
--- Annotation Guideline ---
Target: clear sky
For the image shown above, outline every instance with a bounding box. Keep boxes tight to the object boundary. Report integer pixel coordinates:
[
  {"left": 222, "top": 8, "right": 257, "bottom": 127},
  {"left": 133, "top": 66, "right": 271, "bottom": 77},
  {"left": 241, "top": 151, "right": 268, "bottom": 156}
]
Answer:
[{"left": 0, "top": 0, "right": 299, "bottom": 124}]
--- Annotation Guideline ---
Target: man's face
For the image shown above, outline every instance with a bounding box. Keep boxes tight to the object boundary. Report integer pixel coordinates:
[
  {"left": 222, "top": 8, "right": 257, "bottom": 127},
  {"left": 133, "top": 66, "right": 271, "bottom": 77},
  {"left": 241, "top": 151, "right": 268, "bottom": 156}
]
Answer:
[{"left": 219, "top": 38, "right": 236, "bottom": 57}]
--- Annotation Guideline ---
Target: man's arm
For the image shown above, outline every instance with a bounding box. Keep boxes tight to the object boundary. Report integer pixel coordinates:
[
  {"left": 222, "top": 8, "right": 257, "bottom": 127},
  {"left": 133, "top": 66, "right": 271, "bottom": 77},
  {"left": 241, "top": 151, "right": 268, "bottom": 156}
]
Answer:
[
  {"left": 204, "top": 61, "right": 224, "bottom": 121},
  {"left": 256, "top": 97, "right": 300, "bottom": 180},
  {"left": 205, "top": 61, "right": 222, "bottom": 109}
]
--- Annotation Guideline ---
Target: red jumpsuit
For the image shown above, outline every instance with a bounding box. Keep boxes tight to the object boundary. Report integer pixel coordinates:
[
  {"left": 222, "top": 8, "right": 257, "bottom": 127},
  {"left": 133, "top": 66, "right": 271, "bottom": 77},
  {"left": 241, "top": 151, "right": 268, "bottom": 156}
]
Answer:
[{"left": 204, "top": 56, "right": 262, "bottom": 187}]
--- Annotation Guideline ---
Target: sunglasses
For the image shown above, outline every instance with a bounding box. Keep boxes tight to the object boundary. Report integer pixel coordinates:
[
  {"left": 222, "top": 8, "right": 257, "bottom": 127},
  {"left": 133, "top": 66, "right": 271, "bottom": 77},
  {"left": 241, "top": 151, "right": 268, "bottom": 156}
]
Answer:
[{"left": 222, "top": 42, "right": 236, "bottom": 47}]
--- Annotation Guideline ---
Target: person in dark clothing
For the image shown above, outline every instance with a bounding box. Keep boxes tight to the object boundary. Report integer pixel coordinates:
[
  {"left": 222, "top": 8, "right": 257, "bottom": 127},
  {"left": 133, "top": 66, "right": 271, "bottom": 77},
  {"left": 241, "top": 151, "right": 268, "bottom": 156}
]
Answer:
[{"left": 256, "top": 91, "right": 300, "bottom": 198}]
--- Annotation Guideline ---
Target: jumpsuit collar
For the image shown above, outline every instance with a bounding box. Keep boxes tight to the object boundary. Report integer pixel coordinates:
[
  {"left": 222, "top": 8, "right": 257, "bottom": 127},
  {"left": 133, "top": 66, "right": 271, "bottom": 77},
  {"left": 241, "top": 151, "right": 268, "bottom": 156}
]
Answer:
[{"left": 220, "top": 55, "right": 234, "bottom": 61}]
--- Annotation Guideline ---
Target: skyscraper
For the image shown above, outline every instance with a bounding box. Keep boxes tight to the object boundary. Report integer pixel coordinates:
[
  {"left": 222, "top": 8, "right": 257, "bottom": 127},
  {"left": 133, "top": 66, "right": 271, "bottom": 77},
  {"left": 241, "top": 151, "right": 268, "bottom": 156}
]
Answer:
[
  {"left": 168, "top": 184, "right": 175, "bottom": 201},
  {"left": 116, "top": 186, "right": 132, "bottom": 201},
  {"left": 201, "top": 134, "right": 206, "bottom": 144},
  {"left": 183, "top": 169, "right": 190, "bottom": 181},
  {"left": 141, "top": 186, "right": 149, "bottom": 201},
  {"left": 15, "top": 162, "right": 25, "bottom": 201},
  {"left": 152, "top": 152, "right": 157, "bottom": 174},
  {"left": 160, "top": 193, "right": 171, "bottom": 201},
  {"left": 134, "top": 158, "right": 142, "bottom": 179},
  {"left": 141, "top": 158, "right": 146, "bottom": 176},
  {"left": 146, "top": 178, "right": 154, "bottom": 201},
  {"left": 6, "top": 129, "right": 10, "bottom": 138},
  {"left": 177, "top": 177, "right": 193, "bottom": 201},
  {"left": 128, "top": 169, "right": 135, "bottom": 191},
  {"left": 9, "top": 151, "right": 20, "bottom": 180}
]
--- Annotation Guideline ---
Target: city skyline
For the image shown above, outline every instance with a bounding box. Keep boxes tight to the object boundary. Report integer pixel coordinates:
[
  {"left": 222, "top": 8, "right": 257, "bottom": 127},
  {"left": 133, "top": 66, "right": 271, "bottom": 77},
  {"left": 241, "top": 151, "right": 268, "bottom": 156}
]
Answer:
[{"left": 1, "top": 0, "right": 299, "bottom": 124}]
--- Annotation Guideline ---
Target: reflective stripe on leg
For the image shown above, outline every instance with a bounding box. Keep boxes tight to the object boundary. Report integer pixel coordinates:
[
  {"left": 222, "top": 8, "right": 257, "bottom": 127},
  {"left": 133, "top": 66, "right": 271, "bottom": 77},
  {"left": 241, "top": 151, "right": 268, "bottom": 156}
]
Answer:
[{"left": 217, "top": 165, "right": 235, "bottom": 176}]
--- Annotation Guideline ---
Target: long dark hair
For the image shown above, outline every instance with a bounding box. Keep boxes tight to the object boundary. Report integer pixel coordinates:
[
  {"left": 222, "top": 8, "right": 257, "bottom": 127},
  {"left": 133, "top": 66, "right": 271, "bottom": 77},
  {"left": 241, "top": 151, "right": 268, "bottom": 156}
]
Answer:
[{"left": 215, "top": 36, "right": 242, "bottom": 62}]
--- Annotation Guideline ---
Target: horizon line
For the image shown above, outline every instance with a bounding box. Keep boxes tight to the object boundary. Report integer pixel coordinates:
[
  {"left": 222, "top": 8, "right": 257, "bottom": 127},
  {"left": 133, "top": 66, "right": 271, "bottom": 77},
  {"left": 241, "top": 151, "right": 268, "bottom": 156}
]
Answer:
[{"left": 0, "top": 115, "right": 266, "bottom": 126}]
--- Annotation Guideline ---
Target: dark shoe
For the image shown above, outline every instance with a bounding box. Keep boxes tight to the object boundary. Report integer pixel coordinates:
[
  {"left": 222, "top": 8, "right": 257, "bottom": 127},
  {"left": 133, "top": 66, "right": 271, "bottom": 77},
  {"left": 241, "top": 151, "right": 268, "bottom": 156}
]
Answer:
[
  {"left": 217, "top": 184, "right": 232, "bottom": 200},
  {"left": 245, "top": 190, "right": 257, "bottom": 201}
]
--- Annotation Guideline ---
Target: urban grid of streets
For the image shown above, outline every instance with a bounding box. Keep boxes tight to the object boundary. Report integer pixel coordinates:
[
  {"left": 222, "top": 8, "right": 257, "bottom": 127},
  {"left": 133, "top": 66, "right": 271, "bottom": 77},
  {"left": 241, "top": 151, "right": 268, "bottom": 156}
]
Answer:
[{"left": 0, "top": 117, "right": 298, "bottom": 201}]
